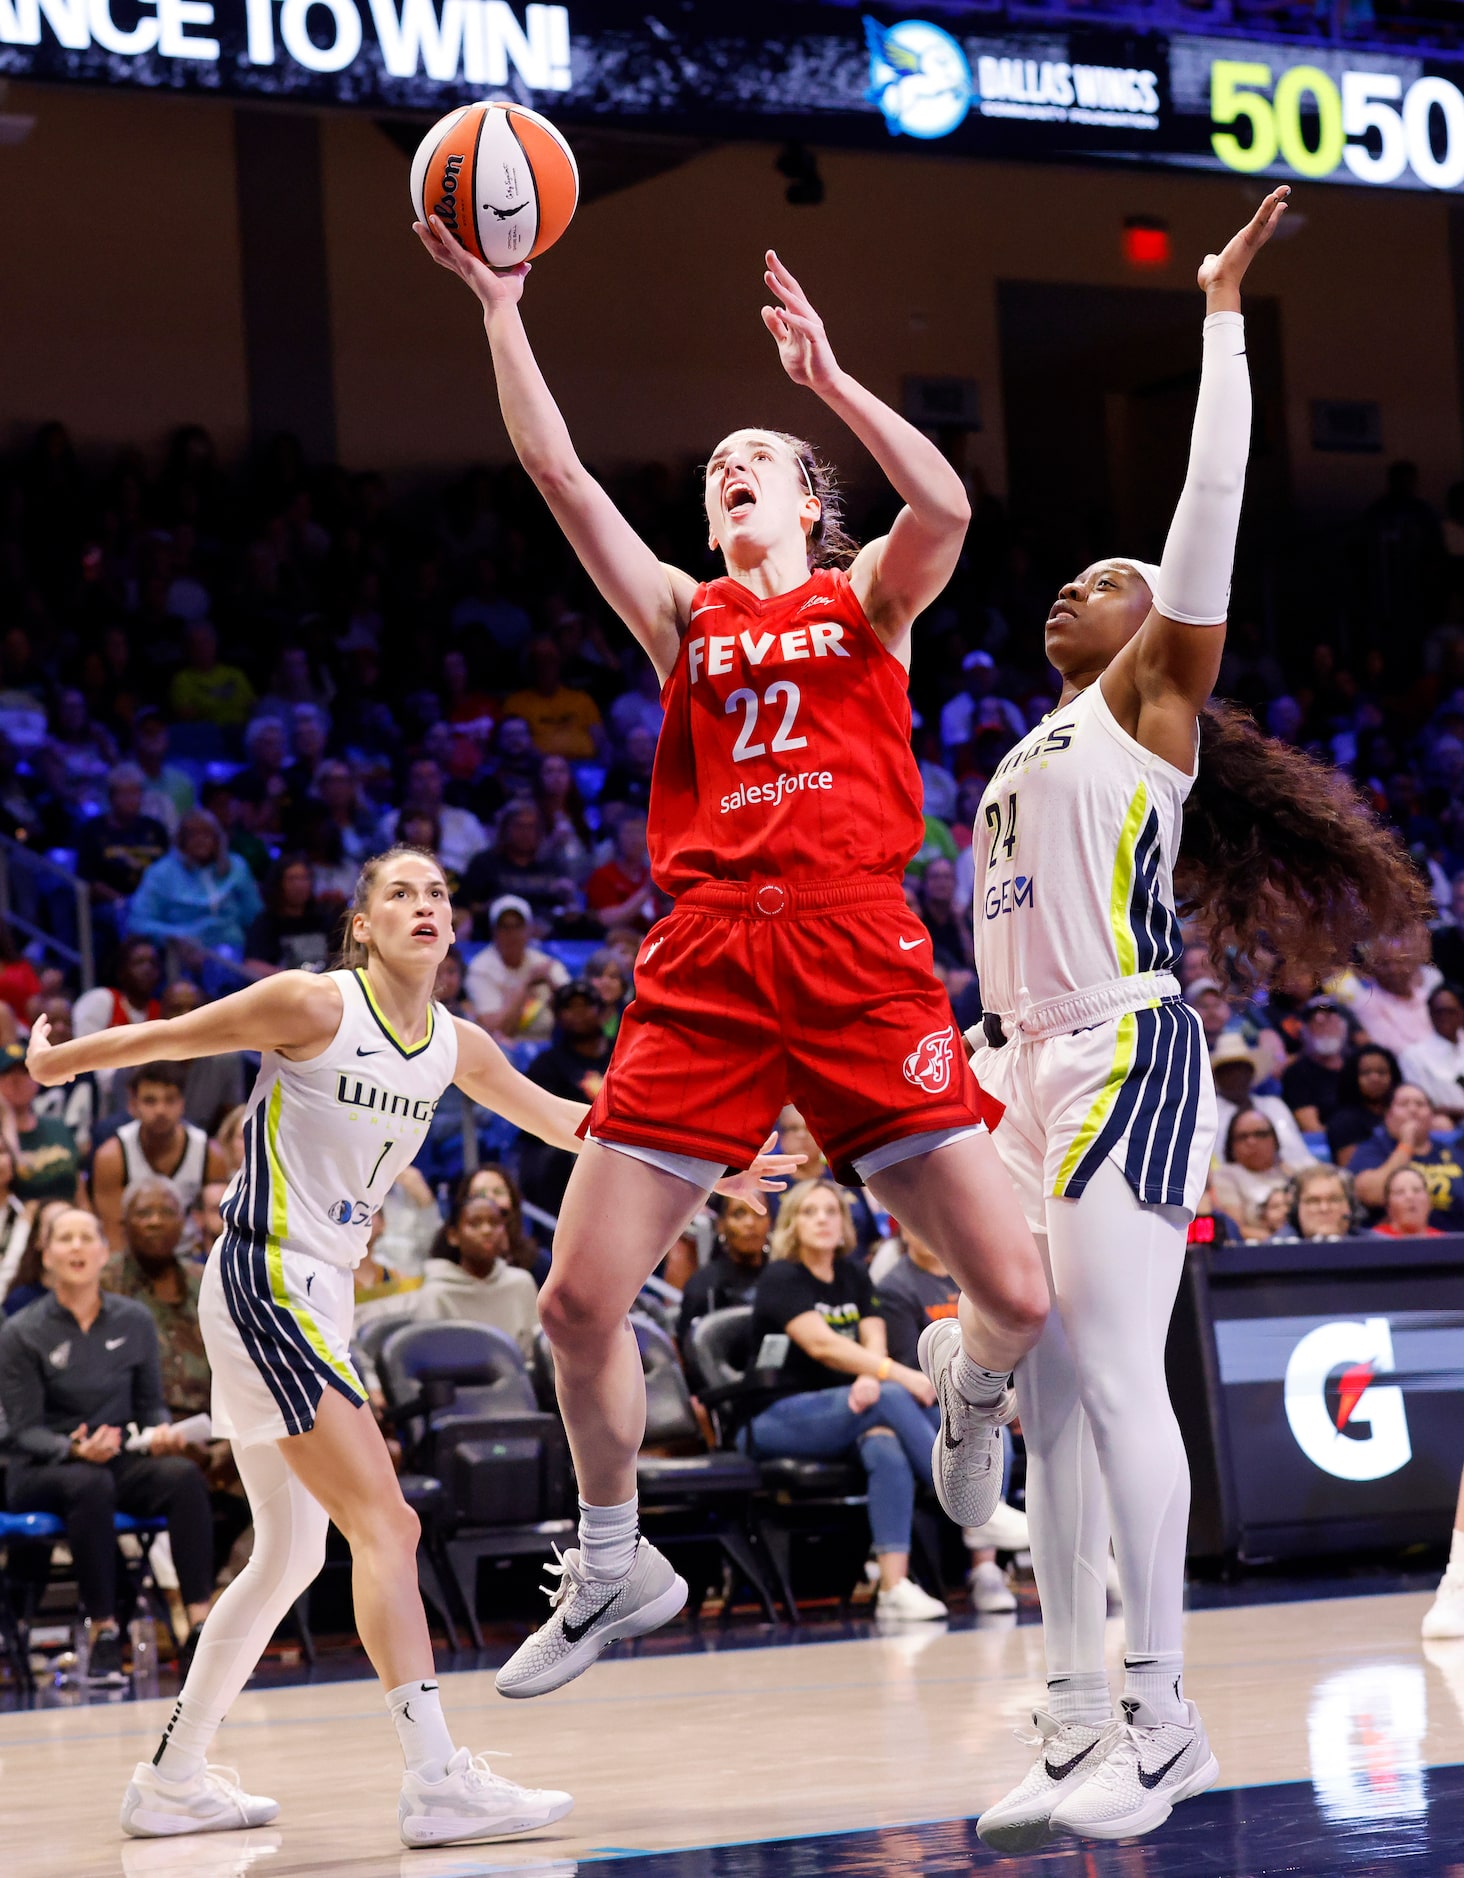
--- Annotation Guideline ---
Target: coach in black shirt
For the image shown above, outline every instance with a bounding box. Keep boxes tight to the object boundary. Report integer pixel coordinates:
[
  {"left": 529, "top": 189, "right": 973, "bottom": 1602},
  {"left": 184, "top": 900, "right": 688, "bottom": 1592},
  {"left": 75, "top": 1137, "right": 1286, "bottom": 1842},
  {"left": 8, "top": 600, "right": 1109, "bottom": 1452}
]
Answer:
[{"left": 0, "top": 1206, "right": 213, "bottom": 1681}]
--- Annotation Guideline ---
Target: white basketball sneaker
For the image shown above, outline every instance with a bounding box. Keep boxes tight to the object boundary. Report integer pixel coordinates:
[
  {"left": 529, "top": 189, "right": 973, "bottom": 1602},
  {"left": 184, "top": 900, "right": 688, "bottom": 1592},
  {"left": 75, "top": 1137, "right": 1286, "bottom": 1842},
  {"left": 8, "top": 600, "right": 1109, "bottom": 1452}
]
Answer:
[
  {"left": 398, "top": 1748, "right": 573, "bottom": 1848},
  {"left": 918, "top": 1319, "right": 1015, "bottom": 1530},
  {"left": 1047, "top": 1696, "right": 1218, "bottom": 1841},
  {"left": 976, "top": 1710, "right": 1120, "bottom": 1852},
  {"left": 120, "top": 1761, "right": 281, "bottom": 1837},
  {"left": 1423, "top": 1563, "right": 1464, "bottom": 1638},
  {"left": 495, "top": 1537, "right": 687, "bottom": 1699}
]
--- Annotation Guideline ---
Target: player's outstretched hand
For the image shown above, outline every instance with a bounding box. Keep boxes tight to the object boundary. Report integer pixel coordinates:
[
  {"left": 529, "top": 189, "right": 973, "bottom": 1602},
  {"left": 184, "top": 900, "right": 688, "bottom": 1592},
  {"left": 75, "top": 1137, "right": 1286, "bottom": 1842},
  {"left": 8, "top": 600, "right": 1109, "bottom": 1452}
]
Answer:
[
  {"left": 415, "top": 214, "right": 530, "bottom": 312},
  {"left": 713, "top": 1130, "right": 807, "bottom": 1216},
  {"left": 26, "top": 1012, "right": 70, "bottom": 1088},
  {"left": 1198, "top": 186, "right": 1289, "bottom": 301},
  {"left": 762, "top": 251, "right": 842, "bottom": 395}
]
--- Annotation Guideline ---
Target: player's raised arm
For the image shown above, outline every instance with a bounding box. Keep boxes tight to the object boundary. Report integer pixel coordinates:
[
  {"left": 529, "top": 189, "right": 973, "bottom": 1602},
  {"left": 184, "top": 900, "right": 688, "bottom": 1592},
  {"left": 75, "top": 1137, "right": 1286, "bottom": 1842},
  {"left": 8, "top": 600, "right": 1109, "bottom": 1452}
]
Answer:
[
  {"left": 26, "top": 972, "right": 343, "bottom": 1086},
  {"left": 759, "top": 249, "right": 970, "bottom": 650},
  {"left": 415, "top": 218, "right": 694, "bottom": 679}
]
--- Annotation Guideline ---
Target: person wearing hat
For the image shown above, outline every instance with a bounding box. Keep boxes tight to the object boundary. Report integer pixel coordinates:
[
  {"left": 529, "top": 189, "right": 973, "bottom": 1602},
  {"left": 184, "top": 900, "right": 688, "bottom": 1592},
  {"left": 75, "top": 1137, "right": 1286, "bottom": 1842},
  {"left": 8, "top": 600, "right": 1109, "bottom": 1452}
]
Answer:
[
  {"left": 0, "top": 1042, "right": 80, "bottom": 1204},
  {"left": 1400, "top": 983, "right": 1464, "bottom": 1123},
  {"left": 1280, "top": 995, "right": 1352, "bottom": 1132},
  {"left": 518, "top": 980, "right": 614, "bottom": 1214},
  {"left": 1210, "top": 1031, "right": 1312, "bottom": 1170},
  {"left": 463, "top": 894, "right": 568, "bottom": 1043}
]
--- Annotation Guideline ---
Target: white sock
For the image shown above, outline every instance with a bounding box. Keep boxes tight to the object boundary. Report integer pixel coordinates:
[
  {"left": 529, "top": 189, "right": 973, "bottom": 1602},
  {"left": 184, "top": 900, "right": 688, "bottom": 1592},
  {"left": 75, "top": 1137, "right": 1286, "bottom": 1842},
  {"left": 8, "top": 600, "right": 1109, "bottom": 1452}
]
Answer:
[
  {"left": 1046, "top": 1670, "right": 1112, "bottom": 1727},
  {"left": 387, "top": 1679, "right": 456, "bottom": 1778},
  {"left": 577, "top": 1495, "right": 639, "bottom": 1583},
  {"left": 1450, "top": 1528, "right": 1464, "bottom": 1575},
  {"left": 1122, "top": 1651, "right": 1187, "bottom": 1725},
  {"left": 951, "top": 1348, "right": 1011, "bottom": 1410},
  {"left": 152, "top": 1695, "right": 215, "bottom": 1781}
]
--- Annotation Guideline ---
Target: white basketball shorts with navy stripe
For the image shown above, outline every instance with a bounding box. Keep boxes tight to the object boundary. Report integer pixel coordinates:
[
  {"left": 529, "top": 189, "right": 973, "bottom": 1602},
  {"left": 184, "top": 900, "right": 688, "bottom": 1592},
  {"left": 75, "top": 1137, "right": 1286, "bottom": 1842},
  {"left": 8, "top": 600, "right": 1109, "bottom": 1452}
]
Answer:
[
  {"left": 969, "top": 991, "right": 1217, "bottom": 1236},
  {"left": 199, "top": 1237, "right": 366, "bottom": 1447}
]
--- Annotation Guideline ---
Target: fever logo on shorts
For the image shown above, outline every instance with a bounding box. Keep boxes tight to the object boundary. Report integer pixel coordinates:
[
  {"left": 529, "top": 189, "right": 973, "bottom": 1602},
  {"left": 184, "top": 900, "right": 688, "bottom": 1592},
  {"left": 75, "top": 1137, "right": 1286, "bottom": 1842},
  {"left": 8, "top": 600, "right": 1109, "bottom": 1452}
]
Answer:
[
  {"left": 903, "top": 1026, "right": 955, "bottom": 1094},
  {"left": 1284, "top": 1317, "right": 1412, "bottom": 1483}
]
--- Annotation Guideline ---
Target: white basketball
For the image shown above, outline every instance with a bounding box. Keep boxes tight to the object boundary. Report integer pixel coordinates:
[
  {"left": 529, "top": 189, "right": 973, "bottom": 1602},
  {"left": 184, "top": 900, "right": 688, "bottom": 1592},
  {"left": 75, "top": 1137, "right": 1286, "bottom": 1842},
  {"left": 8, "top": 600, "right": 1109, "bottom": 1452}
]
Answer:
[{"left": 410, "top": 101, "right": 580, "bottom": 270}]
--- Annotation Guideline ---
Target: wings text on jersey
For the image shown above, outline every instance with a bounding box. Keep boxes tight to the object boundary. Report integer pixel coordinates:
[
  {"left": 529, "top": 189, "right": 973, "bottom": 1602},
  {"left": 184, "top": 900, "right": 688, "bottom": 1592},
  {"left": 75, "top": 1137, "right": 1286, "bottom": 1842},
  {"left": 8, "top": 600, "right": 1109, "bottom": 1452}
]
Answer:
[{"left": 335, "top": 1074, "right": 440, "bottom": 1123}]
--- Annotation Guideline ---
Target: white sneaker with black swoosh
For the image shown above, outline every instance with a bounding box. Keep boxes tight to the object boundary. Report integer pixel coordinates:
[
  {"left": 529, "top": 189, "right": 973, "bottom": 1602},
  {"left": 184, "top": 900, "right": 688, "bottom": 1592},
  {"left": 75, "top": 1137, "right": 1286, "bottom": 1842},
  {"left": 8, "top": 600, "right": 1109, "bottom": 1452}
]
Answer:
[
  {"left": 494, "top": 1538, "right": 687, "bottom": 1699},
  {"left": 976, "top": 1709, "right": 1120, "bottom": 1852},
  {"left": 918, "top": 1318, "right": 1015, "bottom": 1530},
  {"left": 1047, "top": 1696, "right": 1218, "bottom": 1841}
]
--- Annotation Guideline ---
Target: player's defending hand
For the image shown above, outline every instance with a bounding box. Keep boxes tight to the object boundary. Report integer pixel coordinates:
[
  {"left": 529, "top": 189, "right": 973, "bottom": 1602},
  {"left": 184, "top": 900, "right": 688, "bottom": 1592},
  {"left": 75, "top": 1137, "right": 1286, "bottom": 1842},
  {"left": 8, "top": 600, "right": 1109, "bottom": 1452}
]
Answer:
[
  {"left": 26, "top": 1012, "right": 69, "bottom": 1088},
  {"left": 1198, "top": 186, "right": 1289, "bottom": 310},
  {"left": 713, "top": 1130, "right": 806, "bottom": 1216},
  {"left": 762, "top": 251, "right": 842, "bottom": 396},
  {"left": 415, "top": 213, "right": 530, "bottom": 313}
]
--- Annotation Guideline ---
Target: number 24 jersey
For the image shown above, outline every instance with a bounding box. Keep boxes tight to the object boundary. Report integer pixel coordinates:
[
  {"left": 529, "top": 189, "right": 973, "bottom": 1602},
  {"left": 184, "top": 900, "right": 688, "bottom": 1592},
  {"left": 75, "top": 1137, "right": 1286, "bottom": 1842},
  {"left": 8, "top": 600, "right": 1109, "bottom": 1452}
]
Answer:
[{"left": 647, "top": 567, "right": 925, "bottom": 895}]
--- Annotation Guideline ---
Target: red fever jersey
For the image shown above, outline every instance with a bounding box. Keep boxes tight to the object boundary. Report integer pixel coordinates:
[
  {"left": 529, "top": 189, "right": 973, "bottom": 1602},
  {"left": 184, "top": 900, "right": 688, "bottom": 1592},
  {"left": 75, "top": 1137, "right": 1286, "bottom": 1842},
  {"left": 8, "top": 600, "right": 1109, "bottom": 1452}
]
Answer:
[
  {"left": 648, "top": 567, "right": 925, "bottom": 892},
  {"left": 584, "top": 563, "right": 997, "bottom": 1179}
]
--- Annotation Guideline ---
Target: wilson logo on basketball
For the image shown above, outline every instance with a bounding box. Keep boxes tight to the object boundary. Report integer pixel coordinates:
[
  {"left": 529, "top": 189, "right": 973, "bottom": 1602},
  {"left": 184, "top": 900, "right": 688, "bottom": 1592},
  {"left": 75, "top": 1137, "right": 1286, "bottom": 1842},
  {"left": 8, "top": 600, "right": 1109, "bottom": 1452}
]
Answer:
[
  {"left": 433, "top": 152, "right": 464, "bottom": 235},
  {"left": 903, "top": 1027, "right": 955, "bottom": 1094}
]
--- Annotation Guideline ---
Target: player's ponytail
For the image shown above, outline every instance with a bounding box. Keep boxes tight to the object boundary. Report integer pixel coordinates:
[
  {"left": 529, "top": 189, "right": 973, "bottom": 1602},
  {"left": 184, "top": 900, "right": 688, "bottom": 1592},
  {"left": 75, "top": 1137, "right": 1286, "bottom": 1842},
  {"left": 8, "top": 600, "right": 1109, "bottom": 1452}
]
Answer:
[
  {"left": 334, "top": 844, "right": 445, "bottom": 971},
  {"left": 773, "top": 432, "right": 860, "bottom": 570},
  {"left": 1179, "top": 701, "right": 1430, "bottom": 984}
]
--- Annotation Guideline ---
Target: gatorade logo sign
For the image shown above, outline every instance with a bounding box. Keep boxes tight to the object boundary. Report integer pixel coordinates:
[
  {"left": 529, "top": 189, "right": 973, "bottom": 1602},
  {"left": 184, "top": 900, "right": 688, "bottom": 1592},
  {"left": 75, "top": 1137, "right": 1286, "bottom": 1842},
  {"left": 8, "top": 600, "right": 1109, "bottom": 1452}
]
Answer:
[{"left": 1284, "top": 1317, "right": 1412, "bottom": 1483}]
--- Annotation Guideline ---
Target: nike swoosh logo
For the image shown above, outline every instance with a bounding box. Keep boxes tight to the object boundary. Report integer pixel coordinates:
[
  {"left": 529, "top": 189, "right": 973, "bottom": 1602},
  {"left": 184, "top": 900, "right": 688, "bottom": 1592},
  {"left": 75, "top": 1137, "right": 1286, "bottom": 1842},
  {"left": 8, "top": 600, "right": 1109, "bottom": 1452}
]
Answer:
[
  {"left": 356, "top": 1047, "right": 382, "bottom": 1057},
  {"left": 1137, "top": 1743, "right": 1191, "bottom": 1790},
  {"left": 689, "top": 604, "right": 726, "bottom": 621},
  {"left": 939, "top": 1372, "right": 962, "bottom": 1449},
  {"left": 105, "top": 1337, "right": 126, "bottom": 1350},
  {"left": 489, "top": 202, "right": 530, "bottom": 220},
  {"left": 1045, "top": 1739, "right": 1100, "bottom": 1782},
  {"left": 563, "top": 1592, "right": 619, "bottom": 1645},
  {"left": 899, "top": 936, "right": 926, "bottom": 950},
  {"left": 642, "top": 938, "right": 664, "bottom": 959}
]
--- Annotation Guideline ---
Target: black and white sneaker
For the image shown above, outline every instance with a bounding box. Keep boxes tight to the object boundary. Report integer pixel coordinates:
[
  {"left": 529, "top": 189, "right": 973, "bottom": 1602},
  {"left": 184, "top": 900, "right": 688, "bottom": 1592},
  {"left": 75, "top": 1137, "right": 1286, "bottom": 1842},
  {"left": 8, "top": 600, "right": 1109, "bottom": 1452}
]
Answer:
[
  {"left": 494, "top": 1538, "right": 687, "bottom": 1700},
  {"left": 918, "top": 1319, "right": 1015, "bottom": 1530},
  {"left": 976, "top": 1709, "right": 1121, "bottom": 1852},
  {"left": 88, "top": 1626, "right": 127, "bottom": 1686},
  {"left": 1047, "top": 1695, "right": 1218, "bottom": 1841}
]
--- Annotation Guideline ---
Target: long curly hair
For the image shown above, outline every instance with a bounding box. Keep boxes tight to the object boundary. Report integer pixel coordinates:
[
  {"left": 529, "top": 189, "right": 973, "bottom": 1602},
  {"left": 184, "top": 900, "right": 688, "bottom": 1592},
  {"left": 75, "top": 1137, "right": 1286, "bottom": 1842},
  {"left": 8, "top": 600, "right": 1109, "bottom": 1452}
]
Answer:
[{"left": 1179, "top": 702, "right": 1430, "bottom": 985}]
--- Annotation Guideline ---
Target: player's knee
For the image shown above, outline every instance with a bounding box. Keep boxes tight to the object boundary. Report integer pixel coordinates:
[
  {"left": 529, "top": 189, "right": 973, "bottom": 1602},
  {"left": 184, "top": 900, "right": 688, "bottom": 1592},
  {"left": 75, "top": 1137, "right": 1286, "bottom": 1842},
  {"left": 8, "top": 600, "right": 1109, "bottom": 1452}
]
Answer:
[
  {"left": 539, "top": 1270, "right": 621, "bottom": 1350},
  {"left": 993, "top": 1273, "right": 1049, "bottom": 1343},
  {"left": 376, "top": 1494, "right": 421, "bottom": 1560}
]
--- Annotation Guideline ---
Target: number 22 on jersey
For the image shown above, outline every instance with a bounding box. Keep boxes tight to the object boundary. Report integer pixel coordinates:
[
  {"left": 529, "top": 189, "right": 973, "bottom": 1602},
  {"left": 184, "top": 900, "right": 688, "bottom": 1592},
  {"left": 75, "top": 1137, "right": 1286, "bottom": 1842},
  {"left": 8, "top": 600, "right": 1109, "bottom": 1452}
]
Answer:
[{"left": 726, "top": 681, "right": 807, "bottom": 763}]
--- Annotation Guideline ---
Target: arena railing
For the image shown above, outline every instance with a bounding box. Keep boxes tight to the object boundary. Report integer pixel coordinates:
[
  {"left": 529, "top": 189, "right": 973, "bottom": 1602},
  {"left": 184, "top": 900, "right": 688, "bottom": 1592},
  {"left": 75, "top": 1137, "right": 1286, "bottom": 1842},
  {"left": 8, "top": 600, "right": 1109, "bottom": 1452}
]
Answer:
[{"left": 0, "top": 833, "right": 95, "bottom": 991}]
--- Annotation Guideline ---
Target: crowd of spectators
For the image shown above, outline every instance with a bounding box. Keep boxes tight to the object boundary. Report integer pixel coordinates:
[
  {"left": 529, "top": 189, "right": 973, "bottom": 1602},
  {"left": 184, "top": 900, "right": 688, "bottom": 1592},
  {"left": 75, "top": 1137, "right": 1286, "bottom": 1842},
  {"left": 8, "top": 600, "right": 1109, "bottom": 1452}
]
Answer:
[{"left": 6, "top": 416, "right": 1464, "bottom": 1654}]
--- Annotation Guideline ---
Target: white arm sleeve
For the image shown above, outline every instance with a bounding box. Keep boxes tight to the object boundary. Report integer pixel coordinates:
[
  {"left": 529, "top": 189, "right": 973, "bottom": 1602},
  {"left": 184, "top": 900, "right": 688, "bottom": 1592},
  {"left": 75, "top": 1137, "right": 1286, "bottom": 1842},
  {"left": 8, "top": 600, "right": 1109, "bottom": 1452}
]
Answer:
[{"left": 1150, "top": 310, "right": 1251, "bottom": 628}]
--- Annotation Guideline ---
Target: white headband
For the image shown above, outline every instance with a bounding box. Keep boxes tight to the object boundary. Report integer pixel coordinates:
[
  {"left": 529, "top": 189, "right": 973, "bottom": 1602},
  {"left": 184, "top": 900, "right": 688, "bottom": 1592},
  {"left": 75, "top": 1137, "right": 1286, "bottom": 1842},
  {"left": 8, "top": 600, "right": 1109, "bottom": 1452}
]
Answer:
[{"left": 1119, "top": 559, "right": 1162, "bottom": 593}]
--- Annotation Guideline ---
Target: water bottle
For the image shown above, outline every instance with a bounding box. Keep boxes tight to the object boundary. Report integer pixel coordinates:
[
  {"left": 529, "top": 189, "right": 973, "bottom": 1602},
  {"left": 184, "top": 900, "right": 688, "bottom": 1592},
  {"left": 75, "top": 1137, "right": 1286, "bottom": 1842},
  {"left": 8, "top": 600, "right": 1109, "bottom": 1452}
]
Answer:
[{"left": 129, "top": 1617, "right": 158, "bottom": 1696}]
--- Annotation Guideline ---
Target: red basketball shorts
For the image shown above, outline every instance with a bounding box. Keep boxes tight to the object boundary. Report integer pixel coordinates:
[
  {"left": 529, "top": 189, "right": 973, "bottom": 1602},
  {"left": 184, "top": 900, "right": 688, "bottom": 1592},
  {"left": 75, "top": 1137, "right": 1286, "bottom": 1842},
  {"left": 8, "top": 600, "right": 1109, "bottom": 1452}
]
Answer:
[{"left": 582, "top": 877, "right": 998, "bottom": 1183}]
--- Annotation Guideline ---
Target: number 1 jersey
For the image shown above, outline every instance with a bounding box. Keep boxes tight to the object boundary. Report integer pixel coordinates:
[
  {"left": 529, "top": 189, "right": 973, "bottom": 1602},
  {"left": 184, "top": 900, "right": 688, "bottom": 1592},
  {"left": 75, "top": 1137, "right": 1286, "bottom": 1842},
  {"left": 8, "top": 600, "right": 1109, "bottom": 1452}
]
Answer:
[{"left": 648, "top": 567, "right": 925, "bottom": 894}]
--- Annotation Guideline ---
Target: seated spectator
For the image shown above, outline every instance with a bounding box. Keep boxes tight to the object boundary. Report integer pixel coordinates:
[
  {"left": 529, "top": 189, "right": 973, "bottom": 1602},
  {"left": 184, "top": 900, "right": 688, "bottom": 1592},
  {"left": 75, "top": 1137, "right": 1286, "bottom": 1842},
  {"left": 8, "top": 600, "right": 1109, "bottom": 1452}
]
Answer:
[
  {"left": 127, "top": 810, "right": 263, "bottom": 963},
  {"left": 466, "top": 896, "right": 568, "bottom": 1042},
  {"left": 1287, "top": 1165, "right": 1359, "bottom": 1243},
  {"left": 230, "top": 714, "right": 294, "bottom": 837},
  {"left": 1209, "top": 1106, "right": 1311, "bottom": 1242},
  {"left": 1371, "top": 1164, "right": 1446, "bottom": 1240},
  {"left": 462, "top": 801, "right": 579, "bottom": 935},
  {"left": 0, "top": 1043, "right": 79, "bottom": 1202},
  {"left": 244, "top": 852, "right": 335, "bottom": 974},
  {"left": 377, "top": 757, "right": 489, "bottom": 877},
  {"left": 92, "top": 1063, "right": 228, "bottom": 1250},
  {"left": 168, "top": 619, "right": 255, "bottom": 726},
  {"left": 1257, "top": 1185, "right": 1298, "bottom": 1242},
  {"left": 1328, "top": 1044, "right": 1403, "bottom": 1167},
  {"left": 1332, "top": 929, "right": 1440, "bottom": 1057},
  {"left": 72, "top": 938, "right": 162, "bottom": 1060},
  {"left": 433, "top": 946, "right": 472, "bottom": 1018},
  {"left": 158, "top": 979, "right": 248, "bottom": 1133},
  {"left": 587, "top": 947, "right": 630, "bottom": 1040},
  {"left": 76, "top": 764, "right": 170, "bottom": 907},
  {"left": 918, "top": 856, "right": 974, "bottom": 999},
  {"left": 38, "top": 686, "right": 118, "bottom": 821},
  {"left": 352, "top": 1210, "right": 424, "bottom": 1346},
  {"left": 505, "top": 635, "right": 607, "bottom": 761},
  {"left": 192, "top": 1178, "right": 228, "bottom": 1256},
  {"left": 451, "top": 553, "right": 532, "bottom": 653},
  {"left": 600, "top": 724, "right": 657, "bottom": 816},
  {"left": 585, "top": 812, "right": 669, "bottom": 934},
  {"left": 29, "top": 997, "right": 97, "bottom": 1155},
  {"left": 518, "top": 981, "right": 613, "bottom": 1214},
  {"left": 677, "top": 1196, "right": 769, "bottom": 1349},
  {"left": 0, "top": 1207, "right": 213, "bottom": 1683},
  {"left": 1350, "top": 1082, "right": 1464, "bottom": 1229},
  {"left": 215, "top": 1104, "right": 246, "bottom": 1178},
  {"left": 412, "top": 1188, "right": 540, "bottom": 1356},
  {"left": 102, "top": 1176, "right": 211, "bottom": 1421},
  {"left": 0, "top": 921, "right": 46, "bottom": 1028},
  {"left": 309, "top": 758, "right": 376, "bottom": 868},
  {"left": 0, "top": 1141, "right": 32, "bottom": 1299},
  {"left": 1281, "top": 995, "right": 1351, "bottom": 1133},
  {"left": 199, "top": 778, "right": 270, "bottom": 882},
  {"left": 458, "top": 1163, "right": 549, "bottom": 1286},
  {"left": 536, "top": 752, "right": 592, "bottom": 880},
  {"left": 607, "top": 652, "right": 665, "bottom": 746},
  {"left": 1211, "top": 1033, "right": 1312, "bottom": 1168},
  {"left": 877, "top": 1221, "right": 1026, "bottom": 1608},
  {"left": 1401, "top": 983, "right": 1464, "bottom": 1124},
  {"left": 130, "top": 708, "right": 196, "bottom": 834},
  {"left": 740, "top": 1178, "right": 947, "bottom": 1622},
  {"left": 2, "top": 1198, "right": 70, "bottom": 1317}
]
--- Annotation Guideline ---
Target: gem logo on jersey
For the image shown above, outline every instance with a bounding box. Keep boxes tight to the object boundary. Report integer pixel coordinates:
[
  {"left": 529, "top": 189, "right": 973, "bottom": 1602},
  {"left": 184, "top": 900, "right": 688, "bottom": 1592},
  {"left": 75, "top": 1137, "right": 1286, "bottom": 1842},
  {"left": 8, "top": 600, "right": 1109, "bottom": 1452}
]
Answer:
[
  {"left": 1284, "top": 1317, "right": 1412, "bottom": 1483},
  {"left": 903, "top": 1026, "right": 955, "bottom": 1094}
]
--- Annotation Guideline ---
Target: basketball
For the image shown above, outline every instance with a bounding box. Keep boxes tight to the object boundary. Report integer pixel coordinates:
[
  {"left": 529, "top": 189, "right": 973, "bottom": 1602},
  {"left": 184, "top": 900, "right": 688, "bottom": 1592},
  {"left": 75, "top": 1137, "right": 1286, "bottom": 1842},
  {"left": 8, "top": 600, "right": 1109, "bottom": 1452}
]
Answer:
[{"left": 410, "top": 102, "right": 579, "bottom": 270}]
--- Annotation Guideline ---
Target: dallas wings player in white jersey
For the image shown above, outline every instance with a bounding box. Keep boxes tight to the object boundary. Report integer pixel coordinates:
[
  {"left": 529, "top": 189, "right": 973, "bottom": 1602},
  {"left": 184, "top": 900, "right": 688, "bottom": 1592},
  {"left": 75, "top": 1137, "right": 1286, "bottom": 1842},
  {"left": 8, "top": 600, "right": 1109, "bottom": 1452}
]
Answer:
[{"left": 25, "top": 845, "right": 794, "bottom": 1850}]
